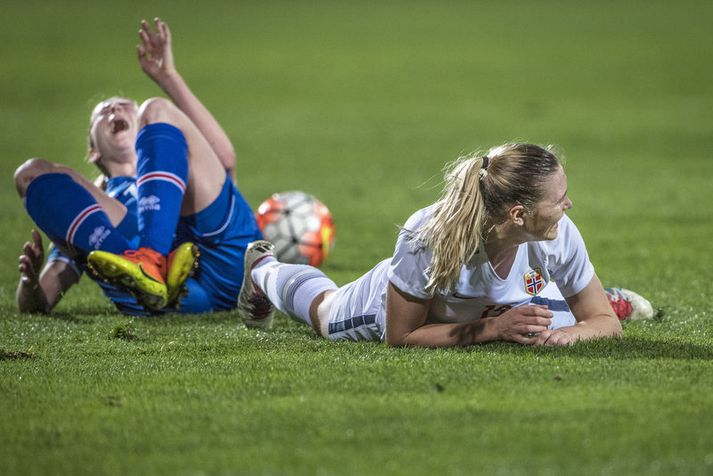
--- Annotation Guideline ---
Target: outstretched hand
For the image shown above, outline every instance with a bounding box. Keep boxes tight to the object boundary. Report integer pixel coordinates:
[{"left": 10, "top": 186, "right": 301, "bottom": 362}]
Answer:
[
  {"left": 137, "top": 17, "right": 176, "bottom": 84},
  {"left": 18, "top": 230, "right": 44, "bottom": 288}
]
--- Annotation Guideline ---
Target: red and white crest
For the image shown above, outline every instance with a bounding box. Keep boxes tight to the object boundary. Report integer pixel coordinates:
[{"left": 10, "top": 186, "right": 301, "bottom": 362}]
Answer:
[{"left": 524, "top": 268, "right": 545, "bottom": 296}]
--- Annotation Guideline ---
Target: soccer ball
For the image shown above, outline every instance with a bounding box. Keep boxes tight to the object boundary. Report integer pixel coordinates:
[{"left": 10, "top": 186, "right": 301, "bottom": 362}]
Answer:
[{"left": 255, "top": 191, "right": 335, "bottom": 267}]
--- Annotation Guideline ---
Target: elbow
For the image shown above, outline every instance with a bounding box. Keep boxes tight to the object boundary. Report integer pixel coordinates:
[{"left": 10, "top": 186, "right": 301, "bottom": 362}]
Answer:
[
  {"left": 384, "top": 330, "right": 409, "bottom": 347},
  {"left": 611, "top": 318, "right": 624, "bottom": 338}
]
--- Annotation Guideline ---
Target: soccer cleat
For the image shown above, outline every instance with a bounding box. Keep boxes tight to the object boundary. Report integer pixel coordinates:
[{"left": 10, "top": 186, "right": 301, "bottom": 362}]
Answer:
[
  {"left": 88, "top": 247, "right": 168, "bottom": 310},
  {"left": 605, "top": 287, "right": 655, "bottom": 321},
  {"left": 237, "top": 240, "right": 276, "bottom": 330},
  {"left": 166, "top": 242, "right": 200, "bottom": 307}
]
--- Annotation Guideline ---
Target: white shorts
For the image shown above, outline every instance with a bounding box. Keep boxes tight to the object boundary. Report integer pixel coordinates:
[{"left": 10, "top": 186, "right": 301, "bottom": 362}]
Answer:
[
  {"left": 325, "top": 259, "right": 576, "bottom": 342},
  {"left": 326, "top": 259, "right": 390, "bottom": 341}
]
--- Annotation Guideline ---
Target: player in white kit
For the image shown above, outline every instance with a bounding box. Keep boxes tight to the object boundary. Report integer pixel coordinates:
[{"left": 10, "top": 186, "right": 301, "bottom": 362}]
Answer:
[{"left": 238, "top": 143, "right": 653, "bottom": 347}]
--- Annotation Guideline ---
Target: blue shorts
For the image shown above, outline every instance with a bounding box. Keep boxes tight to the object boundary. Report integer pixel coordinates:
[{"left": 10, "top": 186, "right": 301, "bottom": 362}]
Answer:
[
  {"left": 70, "top": 176, "right": 261, "bottom": 315},
  {"left": 174, "top": 175, "right": 263, "bottom": 312}
]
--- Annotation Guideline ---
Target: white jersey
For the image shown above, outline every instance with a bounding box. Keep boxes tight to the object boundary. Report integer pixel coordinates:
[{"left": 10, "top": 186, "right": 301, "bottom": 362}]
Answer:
[{"left": 327, "top": 206, "right": 594, "bottom": 341}]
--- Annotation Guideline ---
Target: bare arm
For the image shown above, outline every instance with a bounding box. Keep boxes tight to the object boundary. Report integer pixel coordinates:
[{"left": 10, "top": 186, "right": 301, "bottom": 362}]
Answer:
[
  {"left": 16, "top": 230, "right": 80, "bottom": 313},
  {"left": 385, "top": 282, "right": 553, "bottom": 347},
  {"left": 137, "top": 18, "right": 236, "bottom": 175},
  {"left": 534, "top": 274, "right": 623, "bottom": 346}
]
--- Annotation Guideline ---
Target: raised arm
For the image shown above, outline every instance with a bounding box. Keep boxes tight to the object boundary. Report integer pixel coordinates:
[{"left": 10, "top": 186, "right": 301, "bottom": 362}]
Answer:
[
  {"left": 137, "top": 18, "right": 236, "bottom": 175},
  {"left": 385, "top": 282, "right": 554, "bottom": 347},
  {"left": 534, "top": 274, "right": 623, "bottom": 346},
  {"left": 16, "top": 230, "right": 79, "bottom": 313}
]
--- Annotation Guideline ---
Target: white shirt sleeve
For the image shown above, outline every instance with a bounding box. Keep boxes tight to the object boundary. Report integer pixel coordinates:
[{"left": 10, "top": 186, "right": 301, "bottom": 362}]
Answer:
[
  {"left": 386, "top": 208, "right": 434, "bottom": 300},
  {"left": 546, "top": 215, "right": 594, "bottom": 297}
]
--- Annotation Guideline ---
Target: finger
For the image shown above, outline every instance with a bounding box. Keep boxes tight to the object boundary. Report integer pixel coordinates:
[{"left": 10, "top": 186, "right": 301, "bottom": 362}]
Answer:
[
  {"left": 139, "top": 19, "right": 150, "bottom": 41},
  {"left": 139, "top": 28, "right": 152, "bottom": 49},
  {"left": 512, "top": 314, "right": 552, "bottom": 329},
  {"left": 146, "top": 19, "right": 161, "bottom": 48},
  {"left": 23, "top": 242, "right": 36, "bottom": 257},
  {"left": 522, "top": 305, "right": 554, "bottom": 318},
  {"left": 522, "top": 324, "right": 549, "bottom": 334},
  {"left": 18, "top": 258, "right": 38, "bottom": 279},
  {"left": 32, "top": 229, "right": 42, "bottom": 247},
  {"left": 512, "top": 334, "right": 537, "bottom": 345},
  {"left": 160, "top": 19, "right": 171, "bottom": 44},
  {"left": 532, "top": 330, "right": 552, "bottom": 345},
  {"left": 137, "top": 44, "right": 146, "bottom": 60}
]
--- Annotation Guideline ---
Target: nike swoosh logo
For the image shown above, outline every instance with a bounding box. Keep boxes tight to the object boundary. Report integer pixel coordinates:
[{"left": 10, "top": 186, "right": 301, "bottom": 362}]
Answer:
[{"left": 138, "top": 263, "right": 161, "bottom": 283}]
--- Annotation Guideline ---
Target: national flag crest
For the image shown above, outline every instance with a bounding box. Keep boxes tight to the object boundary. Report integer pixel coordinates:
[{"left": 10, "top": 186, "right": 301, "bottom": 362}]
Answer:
[{"left": 524, "top": 268, "right": 545, "bottom": 296}]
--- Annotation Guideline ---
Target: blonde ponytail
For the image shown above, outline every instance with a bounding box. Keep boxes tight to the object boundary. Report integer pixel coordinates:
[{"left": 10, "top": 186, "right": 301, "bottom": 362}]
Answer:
[
  {"left": 412, "top": 143, "right": 562, "bottom": 294},
  {"left": 414, "top": 154, "right": 489, "bottom": 293}
]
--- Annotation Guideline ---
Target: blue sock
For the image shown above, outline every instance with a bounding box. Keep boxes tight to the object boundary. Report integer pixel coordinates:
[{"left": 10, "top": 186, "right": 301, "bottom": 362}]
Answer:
[
  {"left": 25, "top": 173, "right": 130, "bottom": 255},
  {"left": 135, "top": 123, "right": 189, "bottom": 255}
]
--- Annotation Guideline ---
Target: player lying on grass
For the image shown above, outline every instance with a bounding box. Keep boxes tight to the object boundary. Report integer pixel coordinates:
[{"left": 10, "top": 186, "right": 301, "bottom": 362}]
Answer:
[
  {"left": 15, "top": 18, "right": 261, "bottom": 315},
  {"left": 238, "top": 143, "right": 653, "bottom": 346}
]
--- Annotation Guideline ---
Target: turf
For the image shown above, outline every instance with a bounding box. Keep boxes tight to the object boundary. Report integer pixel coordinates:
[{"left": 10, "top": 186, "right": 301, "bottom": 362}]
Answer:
[{"left": 2, "top": 1, "right": 713, "bottom": 474}]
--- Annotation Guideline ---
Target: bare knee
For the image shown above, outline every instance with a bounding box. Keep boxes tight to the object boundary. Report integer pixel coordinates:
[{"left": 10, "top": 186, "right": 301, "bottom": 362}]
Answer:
[
  {"left": 312, "top": 290, "right": 336, "bottom": 338},
  {"left": 14, "top": 158, "right": 56, "bottom": 198},
  {"left": 138, "top": 97, "right": 182, "bottom": 128}
]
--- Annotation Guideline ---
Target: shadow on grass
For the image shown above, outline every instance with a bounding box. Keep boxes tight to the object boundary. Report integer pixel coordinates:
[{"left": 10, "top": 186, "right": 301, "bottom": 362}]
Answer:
[{"left": 472, "top": 336, "right": 713, "bottom": 361}]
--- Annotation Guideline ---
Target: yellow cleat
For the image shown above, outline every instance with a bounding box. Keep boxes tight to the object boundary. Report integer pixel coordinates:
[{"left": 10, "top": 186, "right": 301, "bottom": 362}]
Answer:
[
  {"left": 88, "top": 247, "right": 168, "bottom": 310},
  {"left": 166, "top": 242, "right": 200, "bottom": 307}
]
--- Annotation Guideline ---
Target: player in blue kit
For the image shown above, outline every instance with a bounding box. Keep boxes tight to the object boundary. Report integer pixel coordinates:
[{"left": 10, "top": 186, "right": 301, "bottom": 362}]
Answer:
[{"left": 15, "top": 18, "right": 261, "bottom": 315}]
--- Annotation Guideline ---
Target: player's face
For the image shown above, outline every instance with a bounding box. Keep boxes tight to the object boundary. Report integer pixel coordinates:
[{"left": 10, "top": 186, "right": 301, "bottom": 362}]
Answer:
[
  {"left": 89, "top": 97, "right": 139, "bottom": 159},
  {"left": 522, "top": 166, "right": 572, "bottom": 241}
]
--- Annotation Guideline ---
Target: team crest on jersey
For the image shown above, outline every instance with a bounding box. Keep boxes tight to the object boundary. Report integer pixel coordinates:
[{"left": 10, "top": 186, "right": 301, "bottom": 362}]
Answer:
[{"left": 524, "top": 268, "right": 545, "bottom": 296}]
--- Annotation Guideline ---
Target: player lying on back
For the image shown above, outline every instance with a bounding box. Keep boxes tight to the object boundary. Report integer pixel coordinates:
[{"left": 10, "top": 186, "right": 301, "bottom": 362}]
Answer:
[
  {"left": 238, "top": 143, "right": 653, "bottom": 346},
  {"left": 15, "top": 18, "right": 261, "bottom": 315}
]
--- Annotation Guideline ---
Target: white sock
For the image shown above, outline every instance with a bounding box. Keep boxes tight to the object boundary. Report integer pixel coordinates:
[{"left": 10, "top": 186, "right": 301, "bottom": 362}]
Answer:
[{"left": 251, "top": 261, "right": 337, "bottom": 326}]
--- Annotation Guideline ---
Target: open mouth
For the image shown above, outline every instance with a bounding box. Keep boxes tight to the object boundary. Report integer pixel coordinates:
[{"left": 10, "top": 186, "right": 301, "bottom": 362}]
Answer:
[{"left": 110, "top": 118, "right": 130, "bottom": 134}]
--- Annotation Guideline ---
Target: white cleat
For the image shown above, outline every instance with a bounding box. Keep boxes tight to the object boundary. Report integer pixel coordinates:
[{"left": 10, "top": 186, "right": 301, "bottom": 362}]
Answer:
[
  {"left": 238, "top": 240, "right": 276, "bottom": 330},
  {"left": 605, "top": 287, "right": 655, "bottom": 321}
]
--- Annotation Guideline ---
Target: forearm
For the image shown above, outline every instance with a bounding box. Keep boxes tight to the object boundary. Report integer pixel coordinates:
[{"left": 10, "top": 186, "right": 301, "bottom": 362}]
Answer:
[
  {"left": 155, "top": 71, "right": 236, "bottom": 172},
  {"left": 560, "top": 314, "right": 623, "bottom": 341},
  {"left": 396, "top": 318, "right": 500, "bottom": 348},
  {"left": 16, "top": 280, "right": 51, "bottom": 313}
]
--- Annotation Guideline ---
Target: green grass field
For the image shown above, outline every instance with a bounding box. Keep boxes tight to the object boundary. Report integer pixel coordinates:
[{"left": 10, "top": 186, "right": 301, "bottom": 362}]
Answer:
[{"left": 2, "top": 1, "right": 713, "bottom": 474}]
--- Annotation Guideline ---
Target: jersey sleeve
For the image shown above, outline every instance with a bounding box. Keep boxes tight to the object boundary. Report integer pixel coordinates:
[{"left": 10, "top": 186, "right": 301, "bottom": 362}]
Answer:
[
  {"left": 386, "top": 209, "right": 434, "bottom": 300},
  {"left": 46, "top": 244, "right": 83, "bottom": 278},
  {"left": 546, "top": 215, "right": 594, "bottom": 297}
]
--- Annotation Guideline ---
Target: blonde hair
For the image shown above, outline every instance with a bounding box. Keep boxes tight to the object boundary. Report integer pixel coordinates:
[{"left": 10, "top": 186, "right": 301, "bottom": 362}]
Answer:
[{"left": 414, "top": 143, "right": 562, "bottom": 293}]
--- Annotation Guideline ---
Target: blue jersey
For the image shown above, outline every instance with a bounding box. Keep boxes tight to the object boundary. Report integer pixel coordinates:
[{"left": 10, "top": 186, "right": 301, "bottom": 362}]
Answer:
[{"left": 47, "top": 174, "right": 262, "bottom": 315}]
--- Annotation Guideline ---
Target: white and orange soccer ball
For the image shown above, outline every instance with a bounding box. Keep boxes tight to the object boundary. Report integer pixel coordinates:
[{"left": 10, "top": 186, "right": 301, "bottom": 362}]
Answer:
[{"left": 255, "top": 191, "right": 335, "bottom": 267}]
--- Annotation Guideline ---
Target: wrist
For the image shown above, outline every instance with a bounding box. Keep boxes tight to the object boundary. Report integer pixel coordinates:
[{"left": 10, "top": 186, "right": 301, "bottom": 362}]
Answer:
[
  {"left": 156, "top": 69, "right": 182, "bottom": 87},
  {"left": 474, "top": 317, "right": 499, "bottom": 343}
]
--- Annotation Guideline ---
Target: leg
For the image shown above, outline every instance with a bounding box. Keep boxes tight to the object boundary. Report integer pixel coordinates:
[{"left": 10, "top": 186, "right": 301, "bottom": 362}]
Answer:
[
  {"left": 138, "top": 98, "right": 226, "bottom": 216},
  {"left": 15, "top": 158, "right": 127, "bottom": 227},
  {"left": 15, "top": 159, "right": 131, "bottom": 257},
  {"left": 239, "top": 241, "right": 338, "bottom": 331}
]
